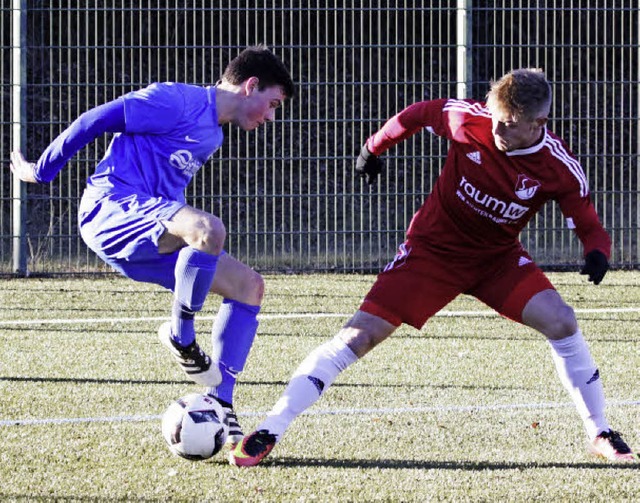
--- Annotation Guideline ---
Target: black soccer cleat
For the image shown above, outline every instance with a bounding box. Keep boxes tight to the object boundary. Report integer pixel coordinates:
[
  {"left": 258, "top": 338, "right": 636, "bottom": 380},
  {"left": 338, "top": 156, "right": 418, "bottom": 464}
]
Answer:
[
  {"left": 205, "top": 395, "right": 244, "bottom": 446},
  {"left": 223, "top": 407, "right": 244, "bottom": 446},
  {"left": 588, "top": 430, "right": 637, "bottom": 462},
  {"left": 158, "top": 322, "right": 222, "bottom": 387}
]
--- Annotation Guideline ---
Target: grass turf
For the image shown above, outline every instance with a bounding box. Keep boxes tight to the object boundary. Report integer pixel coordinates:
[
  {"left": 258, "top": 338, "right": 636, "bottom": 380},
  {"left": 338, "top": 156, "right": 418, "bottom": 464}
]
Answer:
[{"left": 0, "top": 272, "right": 638, "bottom": 501}]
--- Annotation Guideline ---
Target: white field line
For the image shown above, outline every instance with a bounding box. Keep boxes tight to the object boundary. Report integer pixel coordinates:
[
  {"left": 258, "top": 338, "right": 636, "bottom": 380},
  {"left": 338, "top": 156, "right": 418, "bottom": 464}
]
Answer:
[
  {"left": 1, "top": 308, "right": 638, "bottom": 427},
  {"left": 0, "top": 307, "right": 639, "bottom": 327},
  {"left": 1, "top": 399, "right": 639, "bottom": 428}
]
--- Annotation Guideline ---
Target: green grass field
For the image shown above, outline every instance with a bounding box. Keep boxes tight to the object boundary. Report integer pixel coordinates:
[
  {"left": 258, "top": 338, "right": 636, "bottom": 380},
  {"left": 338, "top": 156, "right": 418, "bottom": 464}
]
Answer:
[{"left": 1, "top": 272, "right": 638, "bottom": 502}]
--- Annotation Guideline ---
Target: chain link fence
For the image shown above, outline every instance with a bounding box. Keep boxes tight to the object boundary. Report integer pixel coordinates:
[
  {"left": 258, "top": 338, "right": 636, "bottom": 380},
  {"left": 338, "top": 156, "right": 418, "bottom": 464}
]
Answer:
[{"left": 1, "top": 1, "right": 638, "bottom": 275}]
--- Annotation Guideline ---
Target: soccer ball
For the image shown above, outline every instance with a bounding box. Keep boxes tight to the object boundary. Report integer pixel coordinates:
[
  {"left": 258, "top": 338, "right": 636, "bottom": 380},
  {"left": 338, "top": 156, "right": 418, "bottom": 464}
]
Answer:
[{"left": 161, "top": 393, "right": 229, "bottom": 460}]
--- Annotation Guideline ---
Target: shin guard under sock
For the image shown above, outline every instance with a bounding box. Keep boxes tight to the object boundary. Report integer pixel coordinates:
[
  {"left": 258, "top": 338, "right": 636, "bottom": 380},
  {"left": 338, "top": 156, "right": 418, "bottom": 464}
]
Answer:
[
  {"left": 171, "top": 247, "right": 219, "bottom": 346},
  {"left": 548, "top": 330, "right": 609, "bottom": 439},
  {"left": 257, "top": 335, "right": 359, "bottom": 440},
  {"left": 206, "top": 299, "right": 260, "bottom": 404}
]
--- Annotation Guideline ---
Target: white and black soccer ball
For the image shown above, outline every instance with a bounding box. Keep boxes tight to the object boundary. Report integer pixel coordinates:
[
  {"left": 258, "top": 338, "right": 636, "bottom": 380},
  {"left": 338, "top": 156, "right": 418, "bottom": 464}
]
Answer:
[{"left": 161, "top": 393, "right": 229, "bottom": 460}]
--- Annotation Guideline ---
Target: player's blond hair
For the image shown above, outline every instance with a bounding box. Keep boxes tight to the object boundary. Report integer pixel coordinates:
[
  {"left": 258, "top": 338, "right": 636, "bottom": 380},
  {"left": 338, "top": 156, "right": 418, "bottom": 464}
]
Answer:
[{"left": 486, "top": 68, "right": 551, "bottom": 121}]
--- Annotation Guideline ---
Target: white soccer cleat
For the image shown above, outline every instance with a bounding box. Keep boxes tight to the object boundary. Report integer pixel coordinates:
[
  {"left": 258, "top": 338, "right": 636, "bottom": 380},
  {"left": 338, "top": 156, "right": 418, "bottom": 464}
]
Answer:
[{"left": 158, "top": 322, "right": 222, "bottom": 387}]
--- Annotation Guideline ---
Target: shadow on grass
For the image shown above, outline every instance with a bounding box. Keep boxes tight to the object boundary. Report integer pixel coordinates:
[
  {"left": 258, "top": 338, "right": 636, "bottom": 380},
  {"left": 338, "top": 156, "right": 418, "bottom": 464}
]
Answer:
[
  {"left": 269, "top": 456, "right": 640, "bottom": 471},
  {"left": 0, "top": 376, "right": 187, "bottom": 386},
  {"left": 0, "top": 455, "right": 637, "bottom": 502},
  {"left": 0, "top": 327, "right": 156, "bottom": 335},
  {"left": 0, "top": 375, "right": 527, "bottom": 391},
  {"left": 0, "top": 495, "right": 163, "bottom": 503}
]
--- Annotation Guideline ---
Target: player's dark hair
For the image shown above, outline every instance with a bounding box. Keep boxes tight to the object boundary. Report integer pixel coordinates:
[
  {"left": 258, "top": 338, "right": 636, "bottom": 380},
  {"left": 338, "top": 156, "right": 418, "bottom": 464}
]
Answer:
[
  {"left": 222, "top": 44, "right": 295, "bottom": 99},
  {"left": 486, "top": 68, "right": 551, "bottom": 120}
]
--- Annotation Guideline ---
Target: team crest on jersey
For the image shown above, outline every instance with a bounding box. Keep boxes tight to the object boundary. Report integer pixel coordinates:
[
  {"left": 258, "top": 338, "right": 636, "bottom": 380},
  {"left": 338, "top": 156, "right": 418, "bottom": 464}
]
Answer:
[{"left": 514, "top": 174, "right": 541, "bottom": 200}]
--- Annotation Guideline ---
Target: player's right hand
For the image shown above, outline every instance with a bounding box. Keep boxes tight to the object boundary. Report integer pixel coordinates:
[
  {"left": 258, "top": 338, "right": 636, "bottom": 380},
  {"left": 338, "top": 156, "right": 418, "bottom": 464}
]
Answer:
[
  {"left": 355, "top": 144, "right": 383, "bottom": 185},
  {"left": 9, "top": 150, "right": 38, "bottom": 183}
]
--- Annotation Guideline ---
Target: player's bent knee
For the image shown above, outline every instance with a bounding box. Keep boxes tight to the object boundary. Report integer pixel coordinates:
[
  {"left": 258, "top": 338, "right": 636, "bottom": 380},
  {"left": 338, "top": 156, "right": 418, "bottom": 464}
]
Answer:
[
  {"left": 242, "top": 269, "right": 265, "bottom": 305},
  {"left": 523, "top": 290, "right": 578, "bottom": 340},
  {"left": 556, "top": 304, "right": 578, "bottom": 337},
  {"left": 228, "top": 268, "right": 264, "bottom": 305},
  {"left": 544, "top": 304, "right": 578, "bottom": 340},
  {"left": 190, "top": 215, "right": 226, "bottom": 254}
]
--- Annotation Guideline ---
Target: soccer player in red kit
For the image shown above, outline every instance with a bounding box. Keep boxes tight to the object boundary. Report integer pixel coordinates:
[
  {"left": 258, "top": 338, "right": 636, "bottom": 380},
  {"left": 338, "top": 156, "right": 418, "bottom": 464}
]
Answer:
[{"left": 231, "top": 68, "right": 636, "bottom": 466}]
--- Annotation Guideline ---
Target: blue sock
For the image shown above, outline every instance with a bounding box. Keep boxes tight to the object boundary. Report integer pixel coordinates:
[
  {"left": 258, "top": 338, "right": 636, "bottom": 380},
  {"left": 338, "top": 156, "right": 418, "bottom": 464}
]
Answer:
[
  {"left": 208, "top": 299, "right": 260, "bottom": 404},
  {"left": 215, "top": 362, "right": 239, "bottom": 406},
  {"left": 171, "top": 247, "right": 220, "bottom": 347}
]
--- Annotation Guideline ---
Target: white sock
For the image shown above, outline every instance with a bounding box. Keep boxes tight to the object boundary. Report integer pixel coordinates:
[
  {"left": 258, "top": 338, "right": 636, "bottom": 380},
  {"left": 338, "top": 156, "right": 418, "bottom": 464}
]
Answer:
[
  {"left": 548, "top": 330, "right": 609, "bottom": 440},
  {"left": 257, "top": 335, "right": 359, "bottom": 440}
]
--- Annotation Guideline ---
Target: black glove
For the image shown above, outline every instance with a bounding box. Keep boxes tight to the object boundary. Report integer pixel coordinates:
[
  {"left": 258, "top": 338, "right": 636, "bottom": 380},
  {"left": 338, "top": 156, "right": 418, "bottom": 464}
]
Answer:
[
  {"left": 355, "top": 144, "right": 384, "bottom": 185},
  {"left": 580, "top": 250, "right": 609, "bottom": 285}
]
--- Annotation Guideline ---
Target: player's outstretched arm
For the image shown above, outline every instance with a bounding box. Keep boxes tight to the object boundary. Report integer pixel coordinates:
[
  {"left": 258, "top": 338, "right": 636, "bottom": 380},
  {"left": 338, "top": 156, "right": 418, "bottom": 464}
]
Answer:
[
  {"left": 16, "top": 98, "right": 126, "bottom": 184},
  {"left": 9, "top": 150, "right": 38, "bottom": 183}
]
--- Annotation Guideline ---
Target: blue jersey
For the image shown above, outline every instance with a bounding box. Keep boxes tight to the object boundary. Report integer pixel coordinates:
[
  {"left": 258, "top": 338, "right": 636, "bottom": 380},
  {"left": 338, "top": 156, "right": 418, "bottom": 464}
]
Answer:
[
  {"left": 34, "top": 82, "right": 224, "bottom": 203},
  {"left": 33, "top": 82, "right": 226, "bottom": 283},
  {"left": 88, "top": 83, "right": 224, "bottom": 202}
]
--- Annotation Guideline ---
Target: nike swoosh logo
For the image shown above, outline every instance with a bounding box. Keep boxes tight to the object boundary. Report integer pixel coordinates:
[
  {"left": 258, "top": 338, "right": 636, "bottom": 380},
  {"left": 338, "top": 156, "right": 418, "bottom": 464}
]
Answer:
[{"left": 185, "top": 135, "right": 199, "bottom": 143}]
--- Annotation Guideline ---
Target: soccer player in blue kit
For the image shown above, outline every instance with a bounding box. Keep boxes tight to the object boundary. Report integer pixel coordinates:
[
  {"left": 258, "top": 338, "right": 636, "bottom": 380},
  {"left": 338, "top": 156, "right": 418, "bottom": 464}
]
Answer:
[{"left": 10, "top": 45, "right": 295, "bottom": 446}]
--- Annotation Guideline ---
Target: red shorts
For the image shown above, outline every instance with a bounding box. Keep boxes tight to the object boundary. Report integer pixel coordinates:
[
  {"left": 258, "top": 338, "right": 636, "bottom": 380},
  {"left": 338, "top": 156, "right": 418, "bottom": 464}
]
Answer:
[{"left": 360, "top": 238, "right": 554, "bottom": 329}]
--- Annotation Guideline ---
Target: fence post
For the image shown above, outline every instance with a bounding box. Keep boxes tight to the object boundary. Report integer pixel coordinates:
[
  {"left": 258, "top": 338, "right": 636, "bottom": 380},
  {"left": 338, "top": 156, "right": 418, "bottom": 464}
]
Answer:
[
  {"left": 456, "top": 0, "right": 472, "bottom": 99},
  {"left": 11, "top": 0, "right": 27, "bottom": 276}
]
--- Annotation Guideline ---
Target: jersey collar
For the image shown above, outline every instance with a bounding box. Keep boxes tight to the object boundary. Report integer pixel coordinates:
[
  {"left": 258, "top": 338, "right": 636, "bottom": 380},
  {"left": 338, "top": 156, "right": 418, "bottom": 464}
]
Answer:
[
  {"left": 206, "top": 85, "right": 220, "bottom": 125},
  {"left": 505, "top": 128, "right": 548, "bottom": 156}
]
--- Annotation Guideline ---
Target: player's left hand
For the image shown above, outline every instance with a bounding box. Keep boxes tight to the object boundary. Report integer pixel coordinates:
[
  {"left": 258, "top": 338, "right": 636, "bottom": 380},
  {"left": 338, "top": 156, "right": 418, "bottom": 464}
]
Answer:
[
  {"left": 10, "top": 150, "right": 38, "bottom": 183},
  {"left": 580, "top": 249, "right": 609, "bottom": 285}
]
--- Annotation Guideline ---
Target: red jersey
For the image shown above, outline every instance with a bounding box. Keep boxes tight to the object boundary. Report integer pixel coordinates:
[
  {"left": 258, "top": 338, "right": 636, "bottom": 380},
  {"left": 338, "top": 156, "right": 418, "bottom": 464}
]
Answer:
[{"left": 366, "top": 98, "right": 611, "bottom": 257}]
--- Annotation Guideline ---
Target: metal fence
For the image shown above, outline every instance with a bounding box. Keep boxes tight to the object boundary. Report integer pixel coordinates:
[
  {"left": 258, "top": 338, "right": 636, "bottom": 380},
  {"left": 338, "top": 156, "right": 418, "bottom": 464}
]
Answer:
[{"left": 1, "top": 1, "right": 638, "bottom": 275}]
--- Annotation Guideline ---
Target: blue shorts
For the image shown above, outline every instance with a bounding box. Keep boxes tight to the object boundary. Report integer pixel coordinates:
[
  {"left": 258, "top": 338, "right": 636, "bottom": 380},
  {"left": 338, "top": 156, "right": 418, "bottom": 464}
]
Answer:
[{"left": 78, "top": 188, "right": 184, "bottom": 290}]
